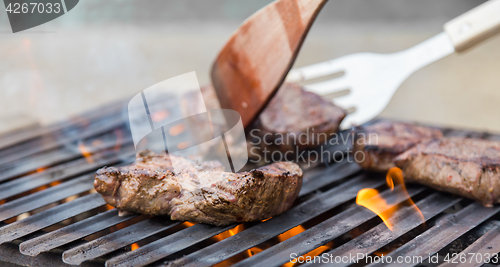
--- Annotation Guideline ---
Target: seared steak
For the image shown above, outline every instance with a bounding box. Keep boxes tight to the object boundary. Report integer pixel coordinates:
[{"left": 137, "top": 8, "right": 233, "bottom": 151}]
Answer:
[
  {"left": 251, "top": 82, "right": 346, "bottom": 152},
  {"left": 353, "top": 120, "right": 443, "bottom": 172},
  {"left": 183, "top": 83, "right": 346, "bottom": 157},
  {"left": 94, "top": 150, "right": 303, "bottom": 226},
  {"left": 395, "top": 137, "right": 500, "bottom": 206}
]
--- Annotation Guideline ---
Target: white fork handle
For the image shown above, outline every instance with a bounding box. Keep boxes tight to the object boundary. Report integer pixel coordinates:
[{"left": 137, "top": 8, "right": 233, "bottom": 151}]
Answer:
[{"left": 445, "top": 0, "right": 500, "bottom": 52}]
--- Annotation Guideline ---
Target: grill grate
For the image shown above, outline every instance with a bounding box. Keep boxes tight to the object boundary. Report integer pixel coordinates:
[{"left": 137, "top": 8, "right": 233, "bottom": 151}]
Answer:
[
  {"left": 0, "top": 194, "right": 105, "bottom": 245},
  {"left": 0, "top": 175, "right": 95, "bottom": 222},
  {"left": 232, "top": 186, "right": 428, "bottom": 267},
  {"left": 19, "top": 209, "right": 136, "bottom": 257},
  {"left": 1, "top": 100, "right": 500, "bottom": 267},
  {"left": 367, "top": 203, "right": 500, "bottom": 267},
  {"left": 312, "top": 193, "right": 462, "bottom": 267}
]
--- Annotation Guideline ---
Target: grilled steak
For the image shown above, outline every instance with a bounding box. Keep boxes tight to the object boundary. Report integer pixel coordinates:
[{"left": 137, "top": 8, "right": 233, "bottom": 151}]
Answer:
[
  {"left": 250, "top": 82, "right": 346, "bottom": 152},
  {"left": 395, "top": 137, "right": 500, "bottom": 206},
  {"left": 94, "top": 150, "right": 303, "bottom": 225},
  {"left": 353, "top": 120, "right": 443, "bottom": 172},
  {"left": 183, "top": 83, "right": 346, "bottom": 157}
]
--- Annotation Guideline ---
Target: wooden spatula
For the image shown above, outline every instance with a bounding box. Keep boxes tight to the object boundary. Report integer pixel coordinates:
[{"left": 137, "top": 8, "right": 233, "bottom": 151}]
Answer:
[{"left": 211, "top": 0, "right": 328, "bottom": 128}]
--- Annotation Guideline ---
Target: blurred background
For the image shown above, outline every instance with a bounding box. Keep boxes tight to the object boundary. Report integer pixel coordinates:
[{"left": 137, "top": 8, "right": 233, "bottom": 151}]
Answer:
[{"left": 0, "top": 0, "right": 499, "bottom": 134}]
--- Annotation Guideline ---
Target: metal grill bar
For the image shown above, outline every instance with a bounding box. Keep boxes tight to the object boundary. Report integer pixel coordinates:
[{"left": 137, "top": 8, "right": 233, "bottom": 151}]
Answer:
[
  {"left": 0, "top": 151, "right": 127, "bottom": 200},
  {"left": 62, "top": 218, "right": 181, "bottom": 265},
  {"left": 299, "top": 161, "right": 361, "bottom": 196},
  {"left": 0, "top": 117, "right": 122, "bottom": 165},
  {"left": 0, "top": 193, "right": 105, "bottom": 244},
  {"left": 368, "top": 203, "right": 500, "bottom": 267},
  {"left": 0, "top": 148, "right": 79, "bottom": 182},
  {"left": 439, "top": 221, "right": 500, "bottom": 267},
  {"left": 0, "top": 243, "right": 101, "bottom": 267},
  {"left": 0, "top": 135, "right": 133, "bottom": 183},
  {"left": 19, "top": 209, "right": 137, "bottom": 256},
  {"left": 311, "top": 193, "right": 462, "bottom": 267},
  {"left": 101, "top": 160, "right": 360, "bottom": 267},
  {"left": 0, "top": 174, "right": 95, "bottom": 221},
  {"left": 164, "top": 175, "right": 386, "bottom": 267},
  {"left": 300, "top": 159, "right": 360, "bottom": 198},
  {"left": 232, "top": 186, "right": 426, "bottom": 267},
  {"left": 0, "top": 100, "right": 125, "bottom": 151},
  {"left": 105, "top": 223, "right": 236, "bottom": 267},
  {"left": 0, "top": 114, "right": 125, "bottom": 166}
]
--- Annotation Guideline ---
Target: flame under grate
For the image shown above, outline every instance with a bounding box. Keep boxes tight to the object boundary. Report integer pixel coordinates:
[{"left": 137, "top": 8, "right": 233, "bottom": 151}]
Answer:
[{"left": 0, "top": 100, "right": 500, "bottom": 267}]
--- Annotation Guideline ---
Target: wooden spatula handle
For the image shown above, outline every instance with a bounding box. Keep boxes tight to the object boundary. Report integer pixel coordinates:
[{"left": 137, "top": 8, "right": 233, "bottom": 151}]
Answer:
[{"left": 444, "top": 0, "right": 500, "bottom": 52}]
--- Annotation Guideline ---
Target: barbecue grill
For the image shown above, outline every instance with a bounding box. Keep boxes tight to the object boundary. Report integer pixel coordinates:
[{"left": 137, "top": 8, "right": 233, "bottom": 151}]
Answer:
[{"left": 1, "top": 99, "right": 500, "bottom": 267}]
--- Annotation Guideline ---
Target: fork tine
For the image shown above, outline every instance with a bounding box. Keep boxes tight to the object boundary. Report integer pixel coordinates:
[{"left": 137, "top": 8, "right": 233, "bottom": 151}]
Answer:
[
  {"left": 287, "top": 58, "right": 348, "bottom": 83},
  {"left": 331, "top": 94, "right": 358, "bottom": 109},
  {"left": 303, "top": 77, "right": 350, "bottom": 95}
]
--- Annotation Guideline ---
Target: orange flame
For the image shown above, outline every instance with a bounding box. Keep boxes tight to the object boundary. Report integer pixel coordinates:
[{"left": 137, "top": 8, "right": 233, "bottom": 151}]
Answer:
[
  {"left": 49, "top": 181, "right": 61, "bottom": 187},
  {"left": 212, "top": 224, "right": 247, "bottom": 267},
  {"left": 212, "top": 223, "right": 332, "bottom": 266},
  {"left": 29, "top": 185, "right": 48, "bottom": 194},
  {"left": 182, "top": 221, "right": 196, "bottom": 227},
  {"left": 211, "top": 224, "right": 272, "bottom": 265},
  {"left": 212, "top": 224, "right": 245, "bottom": 242},
  {"left": 78, "top": 143, "right": 94, "bottom": 164},
  {"left": 279, "top": 226, "right": 334, "bottom": 267},
  {"left": 356, "top": 189, "right": 398, "bottom": 230},
  {"left": 131, "top": 243, "right": 139, "bottom": 251},
  {"left": 277, "top": 225, "right": 306, "bottom": 242},
  {"left": 373, "top": 248, "right": 392, "bottom": 257},
  {"left": 386, "top": 167, "right": 423, "bottom": 219},
  {"left": 246, "top": 247, "right": 263, "bottom": 257},
  {"left": 356, "top": 167, "right": 424, "bottom": 231}
]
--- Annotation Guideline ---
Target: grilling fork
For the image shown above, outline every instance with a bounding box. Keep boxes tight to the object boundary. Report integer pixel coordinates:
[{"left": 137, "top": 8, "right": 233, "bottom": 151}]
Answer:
[{"left": 286, "top": 0, "right": 500, "bottom": 130}]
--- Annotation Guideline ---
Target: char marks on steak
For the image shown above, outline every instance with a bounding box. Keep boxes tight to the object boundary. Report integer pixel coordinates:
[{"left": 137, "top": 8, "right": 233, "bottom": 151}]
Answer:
[
  {"left": 353, "top": 120, "right": 443, "bottom": 172},
  {"left": 395, "top": 137, "right": 500, "bottom": 206},
  {"left": 94, "top": 150, "right": 303, "bottom": 226}
]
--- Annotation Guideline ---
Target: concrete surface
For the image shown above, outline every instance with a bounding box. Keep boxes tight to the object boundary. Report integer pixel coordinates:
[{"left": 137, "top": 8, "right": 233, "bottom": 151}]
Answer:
[{"left": 0, "top": 0, "right": 499, "bottom": 133}]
